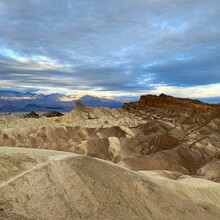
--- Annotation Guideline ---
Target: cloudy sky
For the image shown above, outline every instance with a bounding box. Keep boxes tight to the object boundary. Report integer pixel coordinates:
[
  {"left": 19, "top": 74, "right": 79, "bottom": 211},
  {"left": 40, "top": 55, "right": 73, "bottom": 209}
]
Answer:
[{"left": 0, "top": 0, "right": 220, "bottom": 102}]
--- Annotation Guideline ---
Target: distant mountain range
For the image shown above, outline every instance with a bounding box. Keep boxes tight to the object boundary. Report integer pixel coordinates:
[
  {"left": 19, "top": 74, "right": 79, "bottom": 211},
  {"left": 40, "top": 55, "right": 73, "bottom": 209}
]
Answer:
[{"left": 0, "top": 90, "right": 124, "bottom": 113}]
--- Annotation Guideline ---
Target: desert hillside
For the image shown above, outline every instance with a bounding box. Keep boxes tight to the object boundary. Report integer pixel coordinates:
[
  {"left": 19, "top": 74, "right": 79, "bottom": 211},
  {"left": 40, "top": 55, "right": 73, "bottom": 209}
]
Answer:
[
  {"left": 1, "top": 147, "right": 220, "bottom": 220},
  {"left": 0, "top": 94, "right": 220, "bottom": 183}
]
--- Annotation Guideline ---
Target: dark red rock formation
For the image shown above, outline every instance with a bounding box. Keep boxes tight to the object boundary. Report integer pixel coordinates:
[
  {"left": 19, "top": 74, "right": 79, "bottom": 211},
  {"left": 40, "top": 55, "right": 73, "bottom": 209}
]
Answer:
[{"left": 123, "top": 93, "right": 219, "bottom": 115}]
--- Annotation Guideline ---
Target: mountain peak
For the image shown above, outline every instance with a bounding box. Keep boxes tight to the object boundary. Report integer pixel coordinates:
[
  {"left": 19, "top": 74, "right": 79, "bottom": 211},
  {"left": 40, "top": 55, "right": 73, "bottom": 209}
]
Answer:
[
  {"left": 0, "top": 90, "right": 123, "bottom": 112},
  {"left": 159, "top": 93, "right": 167, "bottom": 98}
]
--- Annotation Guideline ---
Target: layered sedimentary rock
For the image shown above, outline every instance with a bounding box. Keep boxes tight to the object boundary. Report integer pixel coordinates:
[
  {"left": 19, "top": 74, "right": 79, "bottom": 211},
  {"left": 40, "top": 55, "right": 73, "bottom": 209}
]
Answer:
[
  {"left": 0, "top": 95, "right": 220, "bottom": 183},
  {"left": 0, "top": 147, "right": 220, "bottom": 220},
  {"left": 121, "top": 94, "right": 220, "bottom": 180}
]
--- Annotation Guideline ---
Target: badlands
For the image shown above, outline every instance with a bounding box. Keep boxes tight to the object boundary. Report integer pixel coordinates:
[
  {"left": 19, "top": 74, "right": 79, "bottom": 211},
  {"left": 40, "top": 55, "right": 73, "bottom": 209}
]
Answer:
[{"left": 0, "top": 94, "right": 220, "bottom": 219}]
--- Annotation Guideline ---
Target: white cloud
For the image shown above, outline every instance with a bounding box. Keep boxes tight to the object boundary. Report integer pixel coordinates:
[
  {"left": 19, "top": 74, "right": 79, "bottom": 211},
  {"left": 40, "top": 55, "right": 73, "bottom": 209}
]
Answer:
[{"left": 146, "top": 83, "right": 220, "bottom": 99}]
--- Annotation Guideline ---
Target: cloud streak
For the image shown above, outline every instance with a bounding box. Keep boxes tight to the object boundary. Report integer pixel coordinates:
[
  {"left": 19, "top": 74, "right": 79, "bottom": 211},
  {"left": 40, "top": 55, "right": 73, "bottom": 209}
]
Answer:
[{"left": 0, "top": 0, "right": 220, "bottom": 101}]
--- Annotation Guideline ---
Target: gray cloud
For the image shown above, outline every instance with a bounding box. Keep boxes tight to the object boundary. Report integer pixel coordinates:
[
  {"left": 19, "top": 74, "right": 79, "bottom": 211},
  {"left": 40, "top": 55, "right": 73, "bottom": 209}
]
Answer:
[{"left": 0, "top": 0, "right": 220, "bottom": 99}]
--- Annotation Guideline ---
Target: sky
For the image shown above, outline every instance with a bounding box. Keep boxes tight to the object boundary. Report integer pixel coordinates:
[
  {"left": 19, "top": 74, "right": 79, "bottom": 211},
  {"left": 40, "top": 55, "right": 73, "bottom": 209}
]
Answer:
[{"left": 0, "top": 0, "right": 220, "bottom": 102}]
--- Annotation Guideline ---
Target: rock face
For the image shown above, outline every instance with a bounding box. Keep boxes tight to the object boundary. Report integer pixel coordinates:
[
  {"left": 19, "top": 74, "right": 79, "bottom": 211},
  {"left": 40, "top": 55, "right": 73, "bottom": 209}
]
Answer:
[
  {"left": 41, "top": 111, "right": 63, "bottom": 117},
  {"left": 122, "top": 94, "right": 220, "bottom": 176},
  {"left": 0, "top": 147, "right": 220, "bottom": 220},
  {"left": 124, "top": 93, "right": 218, "bottom": 115},
  {"left": 0, "top": 96, "right": 220, "bottom": 183},
  {"left": 23, "top": 111, "right": 39, "bottom": 118}
]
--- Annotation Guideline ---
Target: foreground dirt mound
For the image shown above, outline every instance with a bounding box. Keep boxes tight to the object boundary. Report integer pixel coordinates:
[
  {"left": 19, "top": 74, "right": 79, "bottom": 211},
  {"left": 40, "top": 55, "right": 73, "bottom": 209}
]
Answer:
[{"left": 0, "top": 147, "right": 220, "bottom": 220}]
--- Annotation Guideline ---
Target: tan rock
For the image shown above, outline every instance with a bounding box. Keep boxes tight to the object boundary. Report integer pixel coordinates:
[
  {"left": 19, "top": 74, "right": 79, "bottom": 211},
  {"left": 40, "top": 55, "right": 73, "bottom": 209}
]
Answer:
[{"left": 0, "top": 147, "right": 220, "bottom": 220}]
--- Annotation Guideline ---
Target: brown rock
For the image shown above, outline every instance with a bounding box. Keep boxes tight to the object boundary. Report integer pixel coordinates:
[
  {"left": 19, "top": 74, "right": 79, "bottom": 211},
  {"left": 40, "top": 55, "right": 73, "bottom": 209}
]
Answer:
[
  {"left": 23, "top": 111, "right": 39, "bottom": 118},
  {"left": 41, "top": 111, "right": 63, "bottom": 117}
]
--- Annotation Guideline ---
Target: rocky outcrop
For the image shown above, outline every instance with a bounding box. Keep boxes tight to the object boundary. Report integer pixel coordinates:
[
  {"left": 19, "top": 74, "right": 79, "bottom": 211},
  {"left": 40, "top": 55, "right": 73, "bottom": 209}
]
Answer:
[
  {"left": 123, "top": 93, "right": 219, "bottom": 115},
  {"left": 41, "top": 111, "right": 63, "bottom": 117},
  {"left": 23, "top": 111, "right": 39, "bottom": 118},
  {"left": 0, "top": 147, "right": 220, "bottom": 220},
  {"left": 197, "top": 159, "right": 220, "bottom": 182}
]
